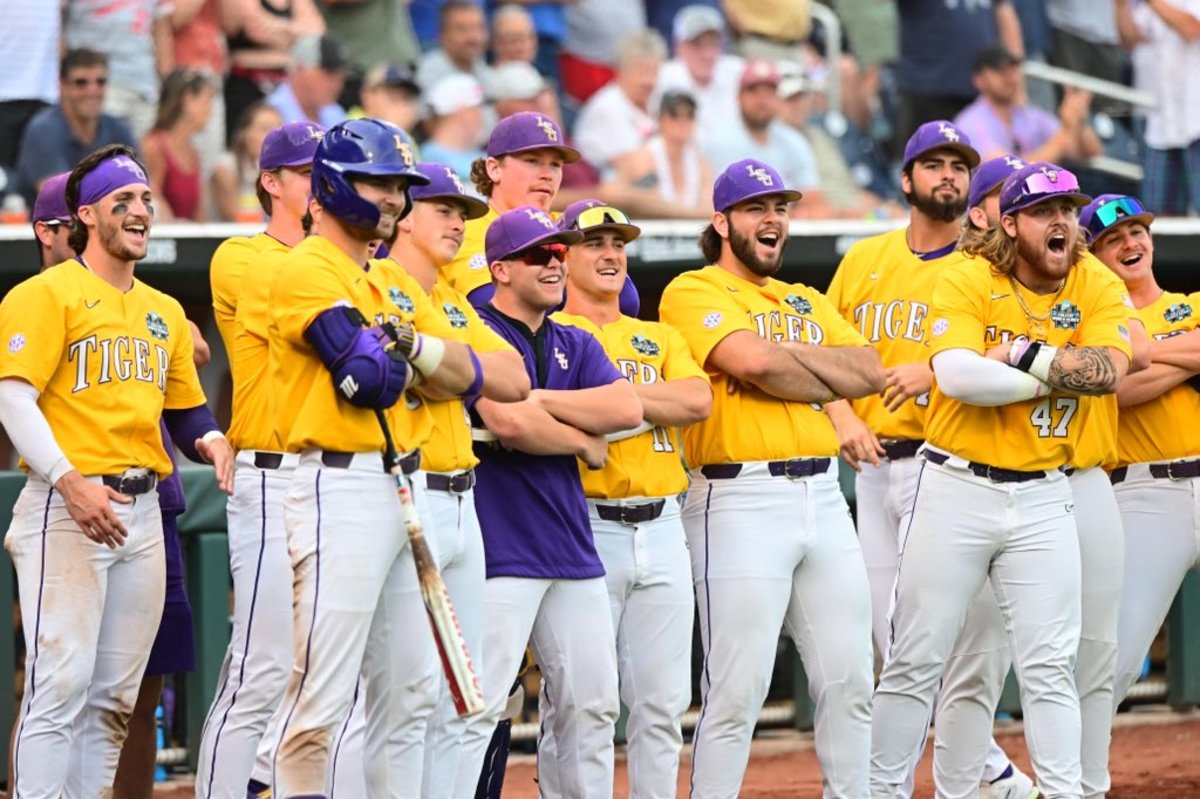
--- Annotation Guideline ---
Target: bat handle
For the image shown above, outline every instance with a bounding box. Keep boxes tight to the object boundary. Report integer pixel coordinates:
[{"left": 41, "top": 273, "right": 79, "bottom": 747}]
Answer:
[{"left": 374, "top": 409, "right": 404, "bottom": 473}]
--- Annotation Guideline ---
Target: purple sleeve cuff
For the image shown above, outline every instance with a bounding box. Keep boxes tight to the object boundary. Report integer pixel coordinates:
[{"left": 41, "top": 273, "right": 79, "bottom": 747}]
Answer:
[
  {"left": 163, "top": 404, "right": 220, "bottom": 463},
  {"left": 467, "top": 283, "right": 496, "bottom": 309}
]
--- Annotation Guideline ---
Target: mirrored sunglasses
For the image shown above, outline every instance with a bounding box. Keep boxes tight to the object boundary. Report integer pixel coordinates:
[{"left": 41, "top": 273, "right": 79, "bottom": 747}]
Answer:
[
  {"left": 1094, "top": 196, "right": 1149, "bottom": 229},
  {"left": 574, "top": 205, "right": 631, "bottom": 229},
  {"left": 515, "top": 242, "right": 568, "bottom": 265}
]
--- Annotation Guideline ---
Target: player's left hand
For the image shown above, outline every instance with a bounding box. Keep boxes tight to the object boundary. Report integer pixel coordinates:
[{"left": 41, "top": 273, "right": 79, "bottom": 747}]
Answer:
[
  {"left": 881, "top": 362, "right": 933, "bottom": 411},
  {"left": 196, "top": 435, "right": 235, "bottom": 494}
]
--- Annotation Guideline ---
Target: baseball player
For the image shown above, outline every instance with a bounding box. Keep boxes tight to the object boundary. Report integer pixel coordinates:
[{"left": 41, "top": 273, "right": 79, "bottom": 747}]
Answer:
[
  {"left": 453, "top": 206, "right": 643, "bottom": 798},
  {"left": 264, "top": 118, "right": 479, "bottom": 798},
  {"left": 0, "top": 145, "right": 233, "bottom": 798},
  {"left": 540, "top": 199, "right": 711, "bottom": 798},
  {"left": 1080, "top": 195, "right": 1200, "bottom": 712},
  {"left": 659, "top": 158, "right": 885, "bottom": 799},
  {"left": 196, "top": 121, "right": 324, "bottom": 799},
  {"left": 870, "top": 163, "right": 1132, "bottom": 799}
]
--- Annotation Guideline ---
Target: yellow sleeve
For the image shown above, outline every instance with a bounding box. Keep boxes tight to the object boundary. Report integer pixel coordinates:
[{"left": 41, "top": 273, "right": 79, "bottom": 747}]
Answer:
[
  {"left": 809, "top": 289, "right": 870, "bottom": 347},
  {"left": 465, "top": 302, "right": 515, "bottom": 353},
  {"left": 1082, "top": 274, "right": 1135, "bottom": 359},
  {"left": 235, "top": 252, "right": 284, "bottom": 341},
  {"left": 163, "top": 298, "right": 208, "bottom": 409},
  {"left": 825, "top": 251, "right": 855, "bottom": 316},
  {"left": 271, "top": 258, "right": 347, "bottom": 346},
  {"left": 659, "top": 273, "right": 756, "bottom": 366},
  {"left": 210, "top": 237, "right": 254, "bottom": 320},
  {"left": 0, "top": 278, "right": 66, "bottom": 391},
  {"left": 660, "top": 322, "right": 710, "bottom": 382},
  {"left": 929, "top": 263, "right": 988, "bottom": 356}
]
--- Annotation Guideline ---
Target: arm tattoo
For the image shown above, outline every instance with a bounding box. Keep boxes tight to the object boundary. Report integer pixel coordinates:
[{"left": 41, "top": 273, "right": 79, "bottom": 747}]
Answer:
[{"left": 1047, "top": 347, "right": 1118, "bottom": 395}]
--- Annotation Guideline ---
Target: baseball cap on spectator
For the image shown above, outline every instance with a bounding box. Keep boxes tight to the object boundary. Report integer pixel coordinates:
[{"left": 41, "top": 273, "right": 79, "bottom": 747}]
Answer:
[
  {"left": 968, "top": 155, "right": 1025, "bottom": 209},
  {"left": 902, "top": 120, "right": 981, "bottom": 171},
  {"left": 363, "top": 63, "right": 420, "bottom": 95},
  {"left": 713, "top": 158, "right": 802, "bottom": 212},
  {"left": 491, "top": 62, "right": 547, "bottom": 102},
  {"left": 659, "top": 90, "right": 697, "bottom": 117},
  {"left": 740, "top": 59, "right": 781, "bottom": 91},
  {"left": 559, "top": 199, "right": 642, "bottom": 242},
  {"left": 409, "top": 161, "right": 489, "bottom": 219},
  {"left": 777, "top": 63, "right": 810, "bottom": 100},
  {"left": 32, "top": 173, "right": 71, "bottom": 223},
  {"left": 259, "top": 121, "right": 326, "bottom": 170},
  {"left": 485, "top": 205, "right": 583, "bottom": 263},
  {"left": 292, "top": 34, "right": 348, "bottom": 73},
  {"left": 674, "top": 4, "right": 726, "bottom": 42},
  {"left": 1000, "top": 162, "right": 1091, "bottom": 216},
  {"left": 428, "top": 74, "right": 485, "bottom": 117},
  {"left": 973, "top": 44, "right": 1021, "bottom": 74},
  {"left": 1079, "top": 194, "right": 1155, "bottom": 243},
  {"left": 486, "top": 111, "right": 580, "bottom": 163}
]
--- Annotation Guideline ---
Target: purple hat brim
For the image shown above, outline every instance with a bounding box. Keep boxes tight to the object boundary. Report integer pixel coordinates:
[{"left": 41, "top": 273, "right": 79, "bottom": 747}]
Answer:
[
  {"left": 489, "top": 228, "right": 584, "bottom": 264},
  {"left": 905, "top": 141, "right": 982, "bottom": 171},
  {"left": 489, "top": 141, "right": 582, "bottom": 164},
  {"left": 721, "top": 186, "right": 803, "bottom": 212},
  {"left": 411, "top": 190, "right": 490, "bottom": 220},
  {"left": 1003, "top": 191, "right": 1092, "bottom": 216}
]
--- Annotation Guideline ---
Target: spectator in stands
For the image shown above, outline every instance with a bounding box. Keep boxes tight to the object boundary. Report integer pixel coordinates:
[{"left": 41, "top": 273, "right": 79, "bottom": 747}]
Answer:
[
  {"left": 702, "top": 58, "right": 825, "bottom": 216},
  {"left": 954, "top": 45, "right": 1102, "bottom": 164},
  {"left": 1046, "top": 0, "right": 1126, "bottom": 112},
  {"left": 64, "top": 0, "right": 173, "bottom": 140},
  {"left": 0, "top": 4, "right": 60, "bottom": 172},
  {"left": 645, "top": 0, "right": 718, "bottom": 45},
  {"left": 210, "top": 101, "right": 283, "bottom": 221},
  {"left": 492, "top": 61, "right": 561, "bottom": 122},
  {"left": 171, "top": 0, "right": 229, "bottom": 187},
  {"left": 223, "top": 0, "right": 325, "bottom": 146},
  {"left": 143, "top": 69, "right": 215, "bottom": 221},
  {"left": 654, "top": 5, "right": 743, "bottom": 136},
  {"left": 267, "top": 34, "right": 349, "bottom": 127},
  {"left": 422, "top": 74, "right": 488, "bottom": 183},
  {"left": 409, "top": 0, "right": 446, "bottom": 51},
  {"left": 356, "top": 63, "right": 422, "bottom": 134},
  {"left": 417, "top": 1, "right": 494, "bottom": 95},
  {"left": 615, "top": 90, "right": 713, "bottom": 216},
  {"left": 1116, "top": 0, "right": 1200, "bottom": 215},
  {"left": 503, "top": 1, "right": 569, "bottom": 84},
  {"left": 14, "top": 50, "right": 140, "bottom": 210},
  {"left": 560, "top": 0, "right": 649, "bottom": 105},
  {"left": 318, "top": 0, "right": 421, "bottom": 111},
  {"left": 492, "top": 5, "right": 539, "bottom": 66},
  {"left": 573, "top": 29, "right": 666, "bottom": 174},
  {"left": 893, "top": 0, "right": 1023, "bottom": 159},
  {"left": 720, "top": 0, "right": 812, "bottom": 64}
]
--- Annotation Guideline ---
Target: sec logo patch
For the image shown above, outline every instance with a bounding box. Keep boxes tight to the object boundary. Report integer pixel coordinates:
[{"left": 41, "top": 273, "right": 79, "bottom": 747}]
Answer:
[
  {"left": 703, "top": 312, "right": 723, "bottom": 329},
  {"left": 932, "top": 318, "right": 949, "bottom": 337},
  {"left": 7, "top": 334, "right": 25, "bottom": 353},
  {"left": 469, "top": 253, "right": 488, "bottom": 271}
]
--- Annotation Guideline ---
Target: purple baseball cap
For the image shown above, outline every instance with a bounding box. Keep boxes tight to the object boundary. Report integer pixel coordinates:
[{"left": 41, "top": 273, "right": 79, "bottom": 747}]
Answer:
[
  {"left": 1000, "top": 161, "right": 1091, "bottom": 216},
  {"left": 32, "top": 172, "right": 71, "bottom": 223},
  {"left": 902, "top": 120, "right": 980, "bottom": 171},
  {"left": 1079, "top": 194, "right": 1155, "bottom": 244},
  {"left": 559, "top": 199, "right": 641, "bottom": 242},
  {"left": 484, "top": 205, "right": 583, "bottom": 263},
  {"left": 968, "top": 155, "right": 1026, "bottom": 209},
  {"left": 259, "top": 121, "right": 326, "bottom": 170},
  {"left": 486, "top": 112, "right": 580, "bottom": 163},
  {"left": 713, "top": 158, "right": 802, "bottom": 212},
  {"left": 408, "top": 162, "right": 489, "bottom": 219}
]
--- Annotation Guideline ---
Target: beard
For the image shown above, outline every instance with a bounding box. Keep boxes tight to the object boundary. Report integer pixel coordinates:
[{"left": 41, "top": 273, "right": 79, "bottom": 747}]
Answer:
[
  {"left": 729, "top": 224, "right": 784, "bottom": 278},
  {"left": 907, "top": 184, "right": 967, "bottom": 223},
  {"left": 97, "top": 217, "right": 147, "bottom": 261}
]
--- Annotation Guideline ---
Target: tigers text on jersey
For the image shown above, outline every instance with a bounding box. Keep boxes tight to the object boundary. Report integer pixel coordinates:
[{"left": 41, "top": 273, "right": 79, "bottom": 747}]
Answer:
[
  {"left": 0, "top": 259, "right": 206, "bottom": 477},
  {"left": 553, "top": 312, "right": 709, "bottom": 498},
  {"left": 926, "top": 254, "right": 1132, "bottom": 471},
  {"left": 658, "top": 265, "right": 868, "bottom": 467},
  {"left": 825, "top": 227, "right": 947, "bottom": 440},
  {"left": 1118, "top": 289, "right": 1200, "bottom": 465}
]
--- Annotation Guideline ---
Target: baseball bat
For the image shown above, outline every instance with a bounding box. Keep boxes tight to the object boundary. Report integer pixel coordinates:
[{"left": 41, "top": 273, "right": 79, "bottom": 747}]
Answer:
[{"left": 374, "top": 408, "right": 486, "bottom": 717}]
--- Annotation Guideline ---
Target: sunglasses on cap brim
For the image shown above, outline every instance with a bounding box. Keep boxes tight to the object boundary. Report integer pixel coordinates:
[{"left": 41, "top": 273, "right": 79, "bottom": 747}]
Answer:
[
  {"left": 1093, "top": 196, "right": 1152, "bottom": 230},
  {"left": 1011, "top": 170, "right": 1085, "bottom": 206},
  {"left": 573, "top": 205, "right": 641, "bottom": 240},
  {"left": 511, "top": 242, "right": 569, "bottom": 266}
]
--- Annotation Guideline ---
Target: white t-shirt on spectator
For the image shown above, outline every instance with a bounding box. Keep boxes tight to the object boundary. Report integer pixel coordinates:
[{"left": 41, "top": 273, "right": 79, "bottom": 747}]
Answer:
[
  {"left": 573, "top": 83, "right": 657, "bottom": 170},
  {"left": 653, "top": 55, "right": 744, "bottom": 135},
  {"left": 703, "top": 119, "right": 820, "bottom": 192},
  {"left": 1131, "top": 0, "right": 1200, "bottom": 149},
  {"left": 563, "top": 0, "right": 647, "bottom": 64},
  {"left": 65, "top": 0, "right": 172, "bottom": 101},
  {"left": 1046, "top": 0, "right": 1120, "bottom": 45},
  {"left": 416, "top": 49, "right": 495, "bottom": 97},
  {"left": 0, "top": 2, "right": 60, "bottom": 104}
]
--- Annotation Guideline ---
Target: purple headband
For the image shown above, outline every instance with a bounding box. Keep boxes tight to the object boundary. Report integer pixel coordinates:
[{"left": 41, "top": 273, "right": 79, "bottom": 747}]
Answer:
[{"left": 77, "top": 155, "right": 150, "bottom": 207}]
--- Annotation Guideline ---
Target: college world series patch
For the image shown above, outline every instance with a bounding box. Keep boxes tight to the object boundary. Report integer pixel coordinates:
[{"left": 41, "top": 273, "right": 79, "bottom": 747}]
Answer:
[
  {"left": 1050, "top": 300, "right": 1081, "bottom": 330},
  {"left": 631, "top": 334, "right": 659, "bottom": 356},
  {"left": 389, "top": 287, "right": 415, "bottom": 313},
  {"left": 784, "top": 294, "right": 812, "bottom": 315},
  {"left": 145, "top": 312, "right": 169, "bottom": 340},
  {"left": 1164, "top": 303, "right": 1193, "bottom": 324},
  {"left": 443, "top": 303, "right": 469, "bottom": 328}
]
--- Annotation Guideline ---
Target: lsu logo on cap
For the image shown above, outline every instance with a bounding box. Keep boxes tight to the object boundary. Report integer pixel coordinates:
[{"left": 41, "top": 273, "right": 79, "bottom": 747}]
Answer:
[
  {"left": 389, "top": 287, "right": 415, "bottom": 313},
  {"left": 536, "top": 116, "right": 558, "bottom": 141},
  {"left": 630, "top": 334, "right": 659, "bottom": 356},
  {"left": 393, "top": 135, "right": 414, "bottom": 166},
  {"left": 784, "top": 294, "right": 812, "bottom": 315},
  {"left": 524, "top": 208, "right": 556, "bottom": 229},
  {"left": 445, "top": 166, "right": 466, "bottom": 193},
  {"left": 746, "top": 164, "right": 774, "bottom": 186},
  {"left": 1050, "top": 300, "right": 1081, "bottom": 329},
  {"left": 1004, "top": 156, "right": 1025, "bottom": 169},
  {"left": 937, "top": 122, "right": 960, "bottom": 142},
  {"left": 145, "top": 311, "right": 169, "bottom": 341},
  {"left": 1164, "top": 302, "right": 1193, "bottom": 323}
]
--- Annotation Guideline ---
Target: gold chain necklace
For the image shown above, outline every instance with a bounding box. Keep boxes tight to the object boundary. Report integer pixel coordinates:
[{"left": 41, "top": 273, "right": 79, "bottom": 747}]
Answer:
[{"left": 1008, "top": 273, "right": 1066, "bottom": 323}]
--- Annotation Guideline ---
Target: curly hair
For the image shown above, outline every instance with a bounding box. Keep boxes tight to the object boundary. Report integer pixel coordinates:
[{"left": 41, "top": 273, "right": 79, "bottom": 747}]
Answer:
[
  {"left": 470, "top": 156, "right": 495, "bottom": 198},
  {"left": 65, "top": 143, "right": 145, "bottom": 255},
  {"left": 959, "top": 212, "right": 1089, "bottom": 277}
]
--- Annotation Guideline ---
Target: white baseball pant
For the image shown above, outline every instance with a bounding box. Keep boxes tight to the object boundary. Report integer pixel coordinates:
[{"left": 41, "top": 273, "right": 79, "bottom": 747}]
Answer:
[
  {"left": 8, "top": 474, "right": 165, "bottom": 799},
  {"left": 931, "top": 466, "right": 1123, "bottom": 798},
  {"left": 271, "top": 451, "right": 440, "bottom": 798},
  {"left": 870, "top": 452, "right": 1083, "bottom": 799},
  {"left": 455, "top": 576, "right": 620, "bottom": 799},
  {"left": 1111, "top": 461, "right": 1200, "bottom": 707},
  {"left": 685, "top": 461, "right": 874, "bottom": 799},
  {"left": 538, "top": 497, "right": 695, "bottom": 799},
  {"left": 195, "top": 451, "right": 297, "bottom": 799}
]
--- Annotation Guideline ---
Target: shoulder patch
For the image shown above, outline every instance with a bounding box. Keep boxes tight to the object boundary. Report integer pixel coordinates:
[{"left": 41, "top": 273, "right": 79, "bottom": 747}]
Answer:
[
  {"left": 469, "top": 253, "right": 489, "bottom": 271},
  {"left": 1050, "top": 300, "right": 1081, "bottom": 330},
  {"left": 7, "top": 334, "right": 25, "bottom": 353},
  {"left": 145, "top": 312, "right": 169, "bottom": 341},
  {"left": 703, "top": 312, "right": 723, "bottom": 329},
  {"left": 1164, "top": 302, "right": 1193, "bottom": 323},
  {"left": 630, "top": 334, "right": 660, "bottom": 356},
  {"left": 932, "top": 318, "right": 949, "bottom": 337}
]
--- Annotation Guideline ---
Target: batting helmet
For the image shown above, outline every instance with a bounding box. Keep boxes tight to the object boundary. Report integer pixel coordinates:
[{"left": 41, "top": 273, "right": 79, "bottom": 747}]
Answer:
[{"left": 311, "top": 118, "right": 430, "bottom": 229}]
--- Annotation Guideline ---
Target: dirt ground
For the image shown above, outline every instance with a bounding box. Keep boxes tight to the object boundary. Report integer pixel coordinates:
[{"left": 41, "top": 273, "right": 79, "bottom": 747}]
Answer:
[{"left": 149, "top": 708, "right": 1200, "bottom": 797}]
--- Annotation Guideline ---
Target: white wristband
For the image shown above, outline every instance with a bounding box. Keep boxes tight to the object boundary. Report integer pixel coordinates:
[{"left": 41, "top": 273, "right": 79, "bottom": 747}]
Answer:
[
  {"left": 201, "top": 430, "right": 226, "bottom": 444},
  {"left": 408, "top": 333, "right": 446, "bottom": 375},
  {"left": 1026, "top": 344, "right": 1058, "bottom": 383}
]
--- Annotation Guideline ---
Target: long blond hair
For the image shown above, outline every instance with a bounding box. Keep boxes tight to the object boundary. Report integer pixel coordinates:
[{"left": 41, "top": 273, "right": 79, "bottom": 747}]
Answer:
[{"left": 959, "top": 214, "right": 1088, "bottom": 277}]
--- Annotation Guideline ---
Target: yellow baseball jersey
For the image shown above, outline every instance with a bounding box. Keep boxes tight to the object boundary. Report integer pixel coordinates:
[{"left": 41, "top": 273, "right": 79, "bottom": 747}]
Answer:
[
  {"left": 659, "top": 265, "right": 868, "bottom": 467},
  {"left": 419, "top": 278, "right": 514, "bottom": 473},
  {"left": 926, "top": 255, "right": 1132, "bottom": 471},
  {"left": 0, "top": 260, "right": 206, "bottom": 477},
  {"left": 230, "top": 246, "right": 293, "bottom": 451},
  {"left": 553, "top": 312, "right": 709, "bottom": 497},
  {"left": 443, "top": 207, "right": 499, "bottom": 299},
  {"left": 825, "top": 227, "right": 948, "bottom": 440},
  {"left": 1117, "top": 290, "right": 1200, "bottom": 465},
  {"left": 211, "top": 232, "right": 287, "bottom": 360}
]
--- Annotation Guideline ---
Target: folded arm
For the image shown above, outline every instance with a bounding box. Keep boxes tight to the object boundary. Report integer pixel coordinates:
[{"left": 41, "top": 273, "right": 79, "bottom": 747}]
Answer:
[
  {"left": 706, "top": 330, "right": 835, "bottom": 402},
  {"left": 933, "top": 348, "right": 1051, "bottom": 406},
  {"left": 635, "top": 377, "right": 712, "bottom": 427},
  {"left": 780, "top": 341, "right": 886, "bottom": 399},
  {"left": 528, "top": 380, "right": 643, "bottom": 435}
]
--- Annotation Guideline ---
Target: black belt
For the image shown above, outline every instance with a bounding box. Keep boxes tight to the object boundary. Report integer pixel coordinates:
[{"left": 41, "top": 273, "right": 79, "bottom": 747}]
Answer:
[
  {"left": 254, "top": 451, "right": 284, "bottom": 470},
  {"left": 923, "top": 450, "right": 1046, "bottom": 483},
  {"left": 101, "top": 471, "right": 157, "bottom": 496},
  {"left": 322, "top": 449, "right": 421, "bottom": 475},
  {"left": 700, "top": 458, "right": 831, "bottom": 480},
  {"left": 426, "top": 470, "right": 476, "bottom": 493},
  {"left": 882, "top": 439, "right": 924, "bottom": 460},
  {"left": 595, "top": 499, "right": 666, "bottom": 525},
  {"left": 1111, "top": 459, "right": 1200, "bottom": 484}
]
